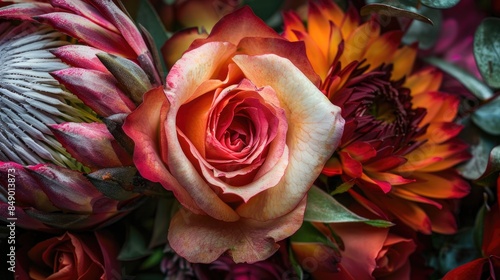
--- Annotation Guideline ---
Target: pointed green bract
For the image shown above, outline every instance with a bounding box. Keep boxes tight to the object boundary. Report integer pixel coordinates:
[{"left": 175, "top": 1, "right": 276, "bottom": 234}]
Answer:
[{"left": 304, "top": 185, "right": 393, "bottom": 227}]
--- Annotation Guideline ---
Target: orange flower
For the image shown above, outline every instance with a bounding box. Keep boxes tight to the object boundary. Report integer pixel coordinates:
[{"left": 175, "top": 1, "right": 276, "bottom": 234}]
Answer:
[
  {"left": 283, "top": 0, "right": 470, "bottom": 234},
  {"left": 291, "top": 222, "right": 416, "bottom": 280}
]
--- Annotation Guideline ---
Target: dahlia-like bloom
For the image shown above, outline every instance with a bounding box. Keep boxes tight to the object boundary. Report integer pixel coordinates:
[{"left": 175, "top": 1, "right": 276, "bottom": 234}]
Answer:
[
  {"left": 283, "top": 0, "right": 470, "bottom": 234},
  {"left": 0, "top": 0, "right": 160, "bottom": 230}
]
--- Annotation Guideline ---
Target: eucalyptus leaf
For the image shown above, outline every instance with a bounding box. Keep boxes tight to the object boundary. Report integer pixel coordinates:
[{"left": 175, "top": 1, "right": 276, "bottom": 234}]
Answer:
[
  {"left": 472, "top": 96, "right": 500, "bottom": 135},
  {"left": 402, "top": 5, "right": 441, "bottom": 49},
  {"left": 304, "top": 185, "right": 393, "bottom": 227},
  {"left": 360, "top": 3, "right": 433, "bottom": 25},
  {"left": 420, "top": 0, "right": 460, "bottom": 9},
  {"left": 435, "top": 229, "right": 481, "bottom": 273},
  {"left": 474, "top": 145, "right": 500, "bottom": 186},
  {"left": 474, "top": 17, "right": 500, "bottom": 89},
  {"left": 425, "top": 57, "right": 494, "bottom": 100},
  {"left": 456, "top": 118, "right": 498, "bottom": 180}
]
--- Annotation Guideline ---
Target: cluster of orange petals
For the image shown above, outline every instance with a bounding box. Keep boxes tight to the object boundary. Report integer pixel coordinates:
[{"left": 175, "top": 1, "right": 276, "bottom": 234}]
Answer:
[{"left": 283, "top": 0, "right": 470, "bottom": 234}]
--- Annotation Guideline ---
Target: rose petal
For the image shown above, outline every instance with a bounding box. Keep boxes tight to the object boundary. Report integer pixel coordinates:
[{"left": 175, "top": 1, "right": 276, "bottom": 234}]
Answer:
[
  {"left": 232, "top": 54, "right": 344, "bottom": 220},
  {"left": 168, "top": 197, "right": 306, "bottom": 263},
  {"left": 187, "top": 6, "right": 281, "bottom": 51},
  {"left": 122, "top": 87, "right": 205, "bottom": 216}
]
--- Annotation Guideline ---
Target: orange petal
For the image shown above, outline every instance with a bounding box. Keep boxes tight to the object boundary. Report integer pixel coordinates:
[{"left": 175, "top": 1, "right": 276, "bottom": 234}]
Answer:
[
  {"left": 161, "top": 27, "right": 208, "bottom": 70},
  {"left": 405, "top": 67, "right": 443, "bottom": 96},
  {"left": 391, "top": 187, "right": 442, "bottom": 208},
  {"left": 308, "top": 1, "right": 333, "bottom": 58},
  {"left": 293, "top": 30, "right": 330, "bottom": 81},
  {"left": 341, "top": 19, "right": 380, "bottom": 67},
  {"left": 391, "top": 43, "right": 417, "bottom": 81},
  {"left": 420, "top": 200, "right": 458, "bottom": 234},
  {"left": 399, "top": 172, "right": 470, "bottom": 199},
  {"left": 423, "top": 122, "right": 464, "bottom": 144},
  {"left": 365, "top": 192, "right": 432, "bottom": 234},
  {"left": 188, "top": 6, "right": 281, "bottom": 51},
  {"left": 363, "top": 31, "right": 403, "bottom": 73},
  {"left": 282, "top": 11, "right": 305, "bottom": 42}
]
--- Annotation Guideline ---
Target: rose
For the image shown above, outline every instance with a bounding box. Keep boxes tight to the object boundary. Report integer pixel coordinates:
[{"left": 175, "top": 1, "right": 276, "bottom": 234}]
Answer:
[
  {"left": 16, "top": 231, "right": 120, "bottom": 279},
  {"left": 291, "top": 222, "right": 416, "bottom": 280},
  {"left": 123, "top": 7, "right": 344, "bottom": 263}
]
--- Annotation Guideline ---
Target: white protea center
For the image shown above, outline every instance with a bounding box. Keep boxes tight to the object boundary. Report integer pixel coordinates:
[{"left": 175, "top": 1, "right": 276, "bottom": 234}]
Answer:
[{"left": 0, "top": 22, "right": 97, "bottom": 169}]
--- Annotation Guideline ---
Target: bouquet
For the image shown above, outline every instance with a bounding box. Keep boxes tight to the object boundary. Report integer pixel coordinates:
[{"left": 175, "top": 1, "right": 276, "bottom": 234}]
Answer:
[{"left": 0, "top": 0, "right": 498, "bottom": 279}]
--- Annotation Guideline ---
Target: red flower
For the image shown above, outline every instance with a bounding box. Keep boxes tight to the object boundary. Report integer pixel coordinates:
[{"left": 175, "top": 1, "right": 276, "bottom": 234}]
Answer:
[
  {"left": 443, "top": 176, "right": 500, "bottom": 279},
  {"left": 283, "top": 0, "right": 470, "bottom": 234},
  {"left": 16, "top": 231, "right": 121, "bottom": 280}
]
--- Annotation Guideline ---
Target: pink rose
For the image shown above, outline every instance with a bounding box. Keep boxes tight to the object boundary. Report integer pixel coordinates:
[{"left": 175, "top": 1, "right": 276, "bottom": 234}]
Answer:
[{"left": 123, "top": 7, "right": 344, "bottom": 263}]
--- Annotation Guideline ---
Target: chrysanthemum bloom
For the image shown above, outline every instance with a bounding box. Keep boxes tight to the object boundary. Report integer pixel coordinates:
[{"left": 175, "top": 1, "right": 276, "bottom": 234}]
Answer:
[
  {"left": 283, "top": 0, "right": 470, "bottom": 234},
  {"left": 0, "top": 0, "right": 160, "bottom": 230}
]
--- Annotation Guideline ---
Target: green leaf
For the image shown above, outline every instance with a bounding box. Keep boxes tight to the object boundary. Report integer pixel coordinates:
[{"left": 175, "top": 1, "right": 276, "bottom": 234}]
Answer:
[
  {"left": 290, "top": 221, "right": 335, "bottom": 246},
  {"left": 472, "top": 205, "right": 486, "bottom": 251},
  {"left": 474, "top": 18, "right": 500, "bottom": 88},
  {"left": 304, "top": 186, "right": 393, "bottom": 227},
  {"left": 136, "top": 0, "right": 170, "bottom": 52},
  {"left": 420, "top": 0, "right": 460, "bottom": 9},
  {"left": 360, "top": 3, "right": 433, "bottom": 25},
  {"left": 424, "top": 57, "right": 494, "bottom": 100},
  {"left": 139, "top": 248, "right": 165, "bottom": 270},
  {"left": 118, "top": 225, "right": 153, "bottom": 261},
  {"left": 434, "top": 229, "right": 482, "bottom": 273},
  {"left": 472, "top": 96, "right": 500, "bottom": 135},
  {"left": 149, "top": 197, "right": 179, "bottom": 248},
  {"left": 402, "top": 5, "right": 442, "bottom": 49},
  {"left": 330, "top": 180, "right": 355, "bottom": 195},
  {"left": 243, "top": 0, "right": 284, "bottom": 21},
  {"left": 474, "top": 145, "right": 500, "bottom": 186},
  {"left": 288, "top": 246, "right": 304, "bottom": 280},
  {"left": 456, "top": 118, "right": 499, "bottom": 181}
]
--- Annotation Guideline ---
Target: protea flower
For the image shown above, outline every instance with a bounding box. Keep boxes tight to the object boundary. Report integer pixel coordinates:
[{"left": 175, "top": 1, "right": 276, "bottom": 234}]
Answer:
[
  {"left": 283, "top": 0, "right": 470, "bottom": 234},
  {"left": 0, "top": 0, "right": 161, "bottom": 230}
]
